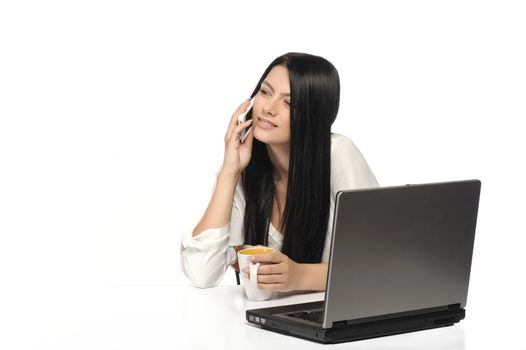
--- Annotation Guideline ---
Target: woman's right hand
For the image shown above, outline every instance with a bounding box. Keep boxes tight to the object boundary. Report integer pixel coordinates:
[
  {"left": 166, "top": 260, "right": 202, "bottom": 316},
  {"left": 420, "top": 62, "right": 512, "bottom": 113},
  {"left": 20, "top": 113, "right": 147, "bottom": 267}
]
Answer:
[{"left": 222, "top": 100, "right": 255, "bottom": 178}]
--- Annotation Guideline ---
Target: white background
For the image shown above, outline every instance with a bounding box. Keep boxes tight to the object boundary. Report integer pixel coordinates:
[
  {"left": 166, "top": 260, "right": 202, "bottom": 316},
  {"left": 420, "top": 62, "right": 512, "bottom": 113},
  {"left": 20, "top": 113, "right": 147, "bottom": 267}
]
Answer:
[{"left": 0, "top": 0, "right": 525, "bottom": 348}]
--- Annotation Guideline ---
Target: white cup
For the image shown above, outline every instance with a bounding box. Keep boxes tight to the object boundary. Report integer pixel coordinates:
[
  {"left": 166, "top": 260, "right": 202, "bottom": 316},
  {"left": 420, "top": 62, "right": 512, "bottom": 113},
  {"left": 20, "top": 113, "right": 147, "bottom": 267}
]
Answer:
[{"left": 237, "top": 247, "right": 276, "bottom": 301}]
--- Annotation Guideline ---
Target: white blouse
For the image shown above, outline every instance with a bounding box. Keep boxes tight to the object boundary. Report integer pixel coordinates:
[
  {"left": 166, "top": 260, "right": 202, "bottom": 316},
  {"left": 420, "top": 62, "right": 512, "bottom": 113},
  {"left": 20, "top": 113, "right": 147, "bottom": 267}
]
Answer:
[{"left": 180, "top": 133, "right": 379, "bottom": 288}]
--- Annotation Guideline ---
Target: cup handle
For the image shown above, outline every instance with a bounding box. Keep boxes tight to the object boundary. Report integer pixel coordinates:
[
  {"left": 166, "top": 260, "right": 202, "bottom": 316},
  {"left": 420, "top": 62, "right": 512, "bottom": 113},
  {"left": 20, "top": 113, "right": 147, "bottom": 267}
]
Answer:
[{"left": 249, "top": 262, "right": 260, "bottom": 290}]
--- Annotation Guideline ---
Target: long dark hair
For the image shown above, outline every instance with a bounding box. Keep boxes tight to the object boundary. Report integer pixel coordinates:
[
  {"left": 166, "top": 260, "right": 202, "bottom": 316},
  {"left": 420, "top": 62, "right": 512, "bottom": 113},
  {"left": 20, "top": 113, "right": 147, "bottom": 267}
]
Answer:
[{"left": 242, "top": 52, "right": 340, "bottom": 263}]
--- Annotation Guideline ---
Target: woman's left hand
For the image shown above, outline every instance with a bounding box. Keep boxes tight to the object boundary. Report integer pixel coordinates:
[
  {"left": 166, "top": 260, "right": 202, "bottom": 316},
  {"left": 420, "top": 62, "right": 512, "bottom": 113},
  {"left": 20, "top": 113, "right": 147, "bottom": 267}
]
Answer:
[{"left": 244, "top": 250, "right": 304, "bottom": 292}]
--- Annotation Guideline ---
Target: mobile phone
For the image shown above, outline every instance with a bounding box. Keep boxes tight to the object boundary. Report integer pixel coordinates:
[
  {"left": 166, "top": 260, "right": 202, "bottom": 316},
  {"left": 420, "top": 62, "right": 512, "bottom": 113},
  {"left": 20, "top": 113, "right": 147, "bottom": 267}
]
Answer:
[{"left": 237, "top": 98, "right": 255, "bottom": 143}]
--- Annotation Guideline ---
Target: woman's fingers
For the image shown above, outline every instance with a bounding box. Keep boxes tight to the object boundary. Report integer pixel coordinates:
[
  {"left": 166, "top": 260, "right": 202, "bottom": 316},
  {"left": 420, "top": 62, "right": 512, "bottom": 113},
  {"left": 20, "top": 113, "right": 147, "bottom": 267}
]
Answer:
[
  {"left": 257, "top": 263, "right": 281, "bottom": 275},
  {"left": 227, "top": 119, "right": 253, "bottom": 143},
  {"left": 251, "top": 251, "right": 300, "bottom": 291},
  {"left": 250, "top": 250, "right": 283, "bottom": 264},
  {"left": 222, "top": 100, "right": 255, "bottom": 176},
  {"left": 243, "top": 126, "right": 254, "bottom": 144},
  {"left": 226, "top": 100, "right": 252, "bottom": 135},
  {"left": 257, "top": 273, "right": 283, "bottom": 284}
]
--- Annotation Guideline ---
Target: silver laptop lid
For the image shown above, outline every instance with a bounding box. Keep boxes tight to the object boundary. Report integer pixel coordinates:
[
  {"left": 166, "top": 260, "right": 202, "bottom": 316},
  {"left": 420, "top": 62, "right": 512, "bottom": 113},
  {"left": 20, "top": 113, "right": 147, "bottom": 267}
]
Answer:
[{"left": 323, "top": 180, "right": 481, "bottom": 329}]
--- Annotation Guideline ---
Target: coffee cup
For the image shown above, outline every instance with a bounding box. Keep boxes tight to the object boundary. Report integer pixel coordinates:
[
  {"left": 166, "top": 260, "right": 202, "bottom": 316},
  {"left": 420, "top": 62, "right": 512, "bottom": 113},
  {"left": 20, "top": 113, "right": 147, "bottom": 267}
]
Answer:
[{"left": 237, "top": 247, "right": 276, "bottom": 301}]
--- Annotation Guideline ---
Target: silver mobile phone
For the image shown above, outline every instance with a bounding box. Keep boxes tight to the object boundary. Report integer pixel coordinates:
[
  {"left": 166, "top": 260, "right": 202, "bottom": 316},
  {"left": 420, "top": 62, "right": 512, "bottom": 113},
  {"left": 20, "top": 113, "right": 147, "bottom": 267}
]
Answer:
[{"left": 237, "top": 98, "right": 255, "bottom": 143}]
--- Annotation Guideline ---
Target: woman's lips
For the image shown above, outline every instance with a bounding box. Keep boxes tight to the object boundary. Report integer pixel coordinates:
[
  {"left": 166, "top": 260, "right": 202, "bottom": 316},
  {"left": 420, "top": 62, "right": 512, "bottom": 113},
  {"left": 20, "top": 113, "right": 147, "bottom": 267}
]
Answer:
[{"left": 257, "top": 117, "right": 277, "bottom": 129}]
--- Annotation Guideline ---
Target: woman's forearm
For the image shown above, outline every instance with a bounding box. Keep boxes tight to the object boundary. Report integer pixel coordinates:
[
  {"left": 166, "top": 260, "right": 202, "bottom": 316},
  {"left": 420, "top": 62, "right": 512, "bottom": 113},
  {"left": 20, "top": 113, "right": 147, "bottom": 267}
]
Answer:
[
  {"left": 298, "top": 263, "right": 328, "bottom": 291},
  {"left": 192, "top": 170, "right": 239, "bottom": 237}
]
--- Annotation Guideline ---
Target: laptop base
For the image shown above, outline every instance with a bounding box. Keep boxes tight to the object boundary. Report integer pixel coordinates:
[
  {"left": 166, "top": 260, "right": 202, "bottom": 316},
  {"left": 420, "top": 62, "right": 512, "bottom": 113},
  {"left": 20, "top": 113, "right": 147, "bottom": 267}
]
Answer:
[{"left": 247, "top": 306, "right": 465, "bottom": 344}]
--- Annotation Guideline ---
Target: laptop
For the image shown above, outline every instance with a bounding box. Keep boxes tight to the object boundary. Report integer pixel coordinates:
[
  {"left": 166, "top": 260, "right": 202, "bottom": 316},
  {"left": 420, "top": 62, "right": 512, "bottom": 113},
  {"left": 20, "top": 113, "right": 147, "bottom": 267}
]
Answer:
[{"left": 246, "top": 180, "right": 481, "bottom": 344}]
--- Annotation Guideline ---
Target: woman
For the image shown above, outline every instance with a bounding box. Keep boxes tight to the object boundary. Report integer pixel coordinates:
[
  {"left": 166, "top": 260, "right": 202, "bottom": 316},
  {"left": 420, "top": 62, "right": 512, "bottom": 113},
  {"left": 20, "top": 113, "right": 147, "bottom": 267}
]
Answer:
[{"left": 181, "top": 52, "right": 378, "bottom": 291}]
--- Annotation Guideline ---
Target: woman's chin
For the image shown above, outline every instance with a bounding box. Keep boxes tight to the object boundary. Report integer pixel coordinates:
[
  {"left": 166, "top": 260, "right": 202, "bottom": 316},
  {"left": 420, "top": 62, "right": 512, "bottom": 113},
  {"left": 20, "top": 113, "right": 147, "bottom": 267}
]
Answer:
[
  {"left": 254, "top": 128, "right": 275, "bottom": 144},
  {"left": 254, "top": 129, "right": 289, "bottom": 145},
  {"left": 254, "top": 129, "right": 271, "bottom": 143}
]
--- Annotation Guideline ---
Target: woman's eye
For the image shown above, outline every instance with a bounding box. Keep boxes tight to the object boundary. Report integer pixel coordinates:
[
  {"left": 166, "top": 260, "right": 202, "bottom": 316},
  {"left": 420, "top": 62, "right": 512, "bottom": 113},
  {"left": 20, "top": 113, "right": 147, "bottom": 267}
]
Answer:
[
  {"left": 284, "top": 100, "right": 290, "bottom": 106},
  {"left": 260, "top": 89, "right": 269, "bottom": 96}
]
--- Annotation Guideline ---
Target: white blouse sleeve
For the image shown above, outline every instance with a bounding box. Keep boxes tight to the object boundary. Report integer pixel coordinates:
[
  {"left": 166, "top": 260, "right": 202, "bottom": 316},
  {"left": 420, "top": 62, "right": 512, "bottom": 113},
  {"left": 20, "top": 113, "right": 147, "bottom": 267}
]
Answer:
[
  {"left": 180, "top": 171, "right": 245, "bottom": 288},
  {"left": 331, "top": 134, "right": 379, "bottom": 192}
]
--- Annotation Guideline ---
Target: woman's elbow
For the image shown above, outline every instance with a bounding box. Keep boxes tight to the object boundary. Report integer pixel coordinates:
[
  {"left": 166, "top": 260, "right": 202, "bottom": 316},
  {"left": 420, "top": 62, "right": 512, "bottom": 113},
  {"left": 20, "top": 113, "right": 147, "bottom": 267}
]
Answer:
[
  {"left": 180, "top": 254, "right": 224, "bottom": 288},
  {"left": 186, "top": 269, "right": 222, "bottom": 288},
  {"left": 189, "top": 276, "right": 219, "bottom": 289}
]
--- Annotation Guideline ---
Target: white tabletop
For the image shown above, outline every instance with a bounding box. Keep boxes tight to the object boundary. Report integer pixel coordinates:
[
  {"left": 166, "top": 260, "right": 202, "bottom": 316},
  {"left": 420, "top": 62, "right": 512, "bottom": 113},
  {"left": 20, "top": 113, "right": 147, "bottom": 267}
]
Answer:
[{"left": 0, "top": 285, "right": 522, "bottom": 350}]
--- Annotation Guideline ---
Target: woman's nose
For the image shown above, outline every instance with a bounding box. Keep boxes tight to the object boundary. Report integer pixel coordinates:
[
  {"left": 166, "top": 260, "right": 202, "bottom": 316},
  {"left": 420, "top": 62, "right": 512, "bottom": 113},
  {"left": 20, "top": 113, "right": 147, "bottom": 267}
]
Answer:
[{"left": 262, "top": 99, "right": 277, "bottom": 116}]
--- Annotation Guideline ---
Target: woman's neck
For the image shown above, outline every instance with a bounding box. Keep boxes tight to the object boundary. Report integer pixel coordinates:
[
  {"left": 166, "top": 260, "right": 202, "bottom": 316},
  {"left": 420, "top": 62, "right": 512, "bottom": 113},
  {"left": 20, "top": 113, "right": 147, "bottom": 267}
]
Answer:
[{"left": 266, "top": 143, "right": 289, "bottom": 182}]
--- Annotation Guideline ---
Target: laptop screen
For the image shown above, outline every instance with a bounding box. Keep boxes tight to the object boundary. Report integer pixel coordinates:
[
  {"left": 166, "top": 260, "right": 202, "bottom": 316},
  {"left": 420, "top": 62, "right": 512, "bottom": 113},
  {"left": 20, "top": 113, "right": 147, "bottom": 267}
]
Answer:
[{"left": 323, "top": 180, "right": 480, "bottom": 328}]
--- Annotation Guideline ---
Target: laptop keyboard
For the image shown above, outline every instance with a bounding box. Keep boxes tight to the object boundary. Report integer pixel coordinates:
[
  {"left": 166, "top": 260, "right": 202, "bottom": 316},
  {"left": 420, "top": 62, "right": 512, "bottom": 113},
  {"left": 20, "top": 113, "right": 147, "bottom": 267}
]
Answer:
[{"left": 286, "top": 310, "right": 324, "bottom": 324}]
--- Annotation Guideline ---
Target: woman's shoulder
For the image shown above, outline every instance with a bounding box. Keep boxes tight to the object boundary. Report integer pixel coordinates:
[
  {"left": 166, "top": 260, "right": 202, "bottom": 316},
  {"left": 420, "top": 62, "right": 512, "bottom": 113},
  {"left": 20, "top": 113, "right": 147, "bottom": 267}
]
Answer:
[
  {"left": 330, "top": 133, "right": 362, "bottom": 158},
  {"left": 329, "top": 133, "right": 379, "bottom": 189}
]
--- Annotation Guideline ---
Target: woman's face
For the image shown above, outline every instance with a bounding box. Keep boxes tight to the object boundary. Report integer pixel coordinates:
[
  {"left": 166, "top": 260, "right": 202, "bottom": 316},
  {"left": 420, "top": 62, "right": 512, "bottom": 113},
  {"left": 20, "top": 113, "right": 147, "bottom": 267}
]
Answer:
[{"left": 252, "top": 65, "right": 291, "bottom": 145}]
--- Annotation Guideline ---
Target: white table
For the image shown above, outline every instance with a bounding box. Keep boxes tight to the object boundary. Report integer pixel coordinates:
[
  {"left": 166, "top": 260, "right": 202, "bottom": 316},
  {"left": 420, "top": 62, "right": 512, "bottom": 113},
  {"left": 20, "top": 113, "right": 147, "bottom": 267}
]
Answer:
[{"left": 0, "top": 285, "right": 521, "bottom": 349}]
